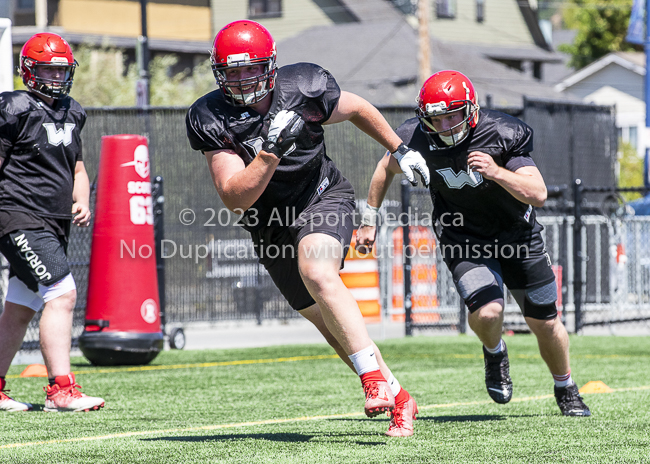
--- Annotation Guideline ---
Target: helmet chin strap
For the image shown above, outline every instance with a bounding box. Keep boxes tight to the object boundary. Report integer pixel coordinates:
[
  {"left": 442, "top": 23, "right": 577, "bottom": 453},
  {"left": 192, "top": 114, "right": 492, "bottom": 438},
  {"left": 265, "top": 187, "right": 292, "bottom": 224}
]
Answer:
[
  {"left": 439, "top": 122, "right": 468, "bottom": 146},
  {"left": 223, "top": 71, "right": 271, "bottom": 105},
  {"left": 229, "top": 84, "right": 268, "bottom": 105}
]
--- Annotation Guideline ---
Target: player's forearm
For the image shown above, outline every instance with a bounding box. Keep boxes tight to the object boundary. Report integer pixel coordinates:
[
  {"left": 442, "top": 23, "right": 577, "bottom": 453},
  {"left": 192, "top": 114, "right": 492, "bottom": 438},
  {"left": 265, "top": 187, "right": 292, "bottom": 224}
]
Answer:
[
  {"left": 219, "top": 152, "right": 280, "bottom": 212},
  {"left": 349, "top": 106, "right": 402, "bottom": 154},
  {"left": 72, "top": 169, "right": 90, "bottom": 207},
  {"left": 491, "top": 167, "right": 547, "bottom": 207},
  {"left": 367, "top": 154, "right": 397, "bottom": 208}
]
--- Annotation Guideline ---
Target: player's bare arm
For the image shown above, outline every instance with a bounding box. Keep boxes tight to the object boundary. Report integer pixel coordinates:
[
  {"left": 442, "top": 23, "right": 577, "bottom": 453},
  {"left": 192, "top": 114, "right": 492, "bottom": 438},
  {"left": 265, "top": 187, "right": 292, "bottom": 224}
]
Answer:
[
  {"left": 326, "top": 91, "right": 430, "bottom": 186},
  {"left": 467, "top": 151, "right": 547, "bottom": 207},
  {"left": 72, "top": 160, "right": 91, "bottom": 227},
  {"left": 356, "top": 153, "right": 402, "bottom": 253},
  {"left": 204, "top": 148, "right": 280, "bottom": 212}
]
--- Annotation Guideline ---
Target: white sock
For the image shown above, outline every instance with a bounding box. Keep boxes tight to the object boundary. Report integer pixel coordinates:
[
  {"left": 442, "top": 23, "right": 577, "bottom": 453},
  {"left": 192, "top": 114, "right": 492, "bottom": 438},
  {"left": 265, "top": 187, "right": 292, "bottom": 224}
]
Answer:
[
  {"left": 387, "top": 374, "right": 401, "bottom": 397},
  {"left": 348, "top": 345, "right": 380, "bottom": 375},
  {"left": 553, "top": 372, "right": 574, "bottom": 388},
  {"left": 484, "top": 339, "right": 504, "bottom": 355}
]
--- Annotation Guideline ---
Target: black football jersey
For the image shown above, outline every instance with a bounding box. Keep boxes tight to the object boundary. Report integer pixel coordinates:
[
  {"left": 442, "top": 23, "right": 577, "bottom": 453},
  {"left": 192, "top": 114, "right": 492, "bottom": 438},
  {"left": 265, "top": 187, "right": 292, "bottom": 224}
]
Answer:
[
  {"left": 0, "top": 90, "right": 85, "bottom": 220},
  {"left": 397, "top": 109, "right": 543, "bottom": 245},
  {"left": 186, "top": 63, "right": 347, "bottom": 231}
]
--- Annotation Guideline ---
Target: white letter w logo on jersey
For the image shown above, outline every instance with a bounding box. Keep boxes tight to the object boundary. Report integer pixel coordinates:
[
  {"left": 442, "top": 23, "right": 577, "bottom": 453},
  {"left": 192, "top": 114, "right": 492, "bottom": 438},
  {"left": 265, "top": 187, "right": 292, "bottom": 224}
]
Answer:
[
  {"left": 436, "top": 167, "right": 483, "bottom": 189},
  {"left": 42, "top": 123, "right": 76, "bottom": 147}
]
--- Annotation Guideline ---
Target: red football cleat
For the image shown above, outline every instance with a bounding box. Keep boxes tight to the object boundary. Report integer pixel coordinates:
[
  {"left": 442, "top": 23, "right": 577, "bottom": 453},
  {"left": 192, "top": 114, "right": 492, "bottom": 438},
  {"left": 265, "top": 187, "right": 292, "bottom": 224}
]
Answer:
[
  {"left": 363, "top": 380, "right": 395, "bottom": 417},
  {"left": 0, "top": 383, "right": 32, "bottom": 412},
  {"left": 43, "top": 373, "right": 105, "bottom": 412},
  {"left": 386, "top": 394, "right": 418, "bottom": 437}
]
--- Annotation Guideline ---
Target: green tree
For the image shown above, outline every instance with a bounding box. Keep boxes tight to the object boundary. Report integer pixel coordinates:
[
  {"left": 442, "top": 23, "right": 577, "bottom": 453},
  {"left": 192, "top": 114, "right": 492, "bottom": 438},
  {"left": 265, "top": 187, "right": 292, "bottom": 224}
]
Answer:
[
  {"left": 10, "top": 42, "right": 216, "bottom": 107},
  {"left": 148, "top": 55, "right": 216, "bottom": 107},
  {"left": 618, "top": 141, "right": 644, "bottom": 201},
  {"left": 69, "top": 43, "right": 138, "bottom": 107},
  {"left": 559, "top": 0, "right": 639, "bottom": 70}
]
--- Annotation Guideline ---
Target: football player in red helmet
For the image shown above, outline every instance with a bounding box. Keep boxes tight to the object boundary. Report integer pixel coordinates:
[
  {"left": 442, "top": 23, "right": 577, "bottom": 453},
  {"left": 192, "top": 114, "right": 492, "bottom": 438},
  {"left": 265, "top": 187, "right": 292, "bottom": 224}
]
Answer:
[
  {"left": 210, "top": 20, "right": 277, "bottom": 106},
  {"left": 0, "top": 33, "right": 105, "bottom": 413},
  {"left": 187, "top": 20, "right": 426, "bottom": 436},
  {"left": 19, "top": 32, "right": 78, "bottom": 100},
  {"left": 357, "top": 70, "right": 590, "bottom": 418},
  {"left": 416, "top": 70, "right": 479, "bottom": 149}
]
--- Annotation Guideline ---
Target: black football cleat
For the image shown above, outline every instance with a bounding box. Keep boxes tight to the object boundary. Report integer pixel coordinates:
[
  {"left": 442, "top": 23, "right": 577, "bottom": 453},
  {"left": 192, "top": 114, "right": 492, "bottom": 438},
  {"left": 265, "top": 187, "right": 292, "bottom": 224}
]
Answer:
[
  {"left": 554, "top": 384, "right": 591, "bottom": 417},
  {"left": 483, "top": 342, "right": 513, "bottom": 404}
]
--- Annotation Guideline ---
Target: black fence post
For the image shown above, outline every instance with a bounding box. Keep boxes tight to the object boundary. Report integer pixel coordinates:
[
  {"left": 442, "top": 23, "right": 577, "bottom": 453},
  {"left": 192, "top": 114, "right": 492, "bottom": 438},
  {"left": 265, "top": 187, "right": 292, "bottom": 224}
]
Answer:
[
  {"left": 255, "top": 264, "right": 263, "bottom": 325},
  {"left": 573, "top": 178, "right": 583, "bottom": 334},
  {"left": 401, "top": 180, "right": 413, "bottom": 336},
  {"left": 152, "top": 176, "right": 166, "bottom": 334},
  {"left": 559, "top": 185, "right": 569, "bottom": 328},
  {"left": 459, "top": 298, "right": 466, "bottom": 334}
]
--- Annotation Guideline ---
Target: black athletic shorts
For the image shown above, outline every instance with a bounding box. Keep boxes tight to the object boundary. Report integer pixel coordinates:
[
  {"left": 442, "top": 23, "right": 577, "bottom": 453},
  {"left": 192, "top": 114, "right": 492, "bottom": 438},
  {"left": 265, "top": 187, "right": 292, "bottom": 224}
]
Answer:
[
  {"left": 445, "top": 233, "right": 556, "bottom": 310},
  {"left": 0, "top": 228, "right": 71, "bottom": 292},
  {"left": 250, "top": 185, "right": 356, "bottom": 311}
]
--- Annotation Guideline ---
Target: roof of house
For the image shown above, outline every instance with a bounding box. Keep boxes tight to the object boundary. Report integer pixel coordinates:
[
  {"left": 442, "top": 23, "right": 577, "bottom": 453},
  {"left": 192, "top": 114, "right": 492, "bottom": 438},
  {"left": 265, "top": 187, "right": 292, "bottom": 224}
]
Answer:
[
  {"left": 555, "top": 52, "right": 646, "bottom": 93},
  {"left": 338, "top": 0, "right": 403, "bottom": 23},
  {"left": 583, "top": 85, "right": 644, "bottom": 113},
  {"left": 277, "top": 20, "right": 572, "bottom": 107},
  {"left": 540, "top": 28, "right": 576, "bottom": 85}
]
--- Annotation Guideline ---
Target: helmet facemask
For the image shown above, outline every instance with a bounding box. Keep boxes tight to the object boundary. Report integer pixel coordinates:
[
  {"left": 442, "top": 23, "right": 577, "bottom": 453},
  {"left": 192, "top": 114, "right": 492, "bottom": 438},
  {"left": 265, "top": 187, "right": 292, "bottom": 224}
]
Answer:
[
  {"left": 416, "top": 100, "right": 477, "bottom": 150},
  {"left": 212, "top": 54, "right": 276, "bottom": 107},
  {"left": 21, "top": 58, "right": 77, "bottom": 99}
]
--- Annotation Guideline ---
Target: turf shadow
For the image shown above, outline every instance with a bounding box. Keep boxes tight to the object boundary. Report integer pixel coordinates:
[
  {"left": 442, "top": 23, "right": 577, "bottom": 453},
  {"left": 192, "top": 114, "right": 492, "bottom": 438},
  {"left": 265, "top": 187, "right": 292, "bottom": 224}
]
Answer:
[
  {"left": 26, "top": 404, "right": 45, "bottom": 412},
  {"left": 142, "top": 432, "right": 314, "bottom": 443},
  {"left": 354, "top": 441, "right": 387, "bottom": 446}
]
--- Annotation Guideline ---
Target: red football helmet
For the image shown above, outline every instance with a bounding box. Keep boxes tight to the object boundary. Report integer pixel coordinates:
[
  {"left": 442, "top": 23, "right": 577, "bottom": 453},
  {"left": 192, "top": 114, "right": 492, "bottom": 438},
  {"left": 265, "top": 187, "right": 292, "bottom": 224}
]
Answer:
[
  {"left": 20, "top": 33, "right": 77, "bottom": 99},
  {"left": 416, "top": 70, "right": 479, "bottom": 149},
  {"left": 211, "top": 20, "right": 277, "bottom": 106}
]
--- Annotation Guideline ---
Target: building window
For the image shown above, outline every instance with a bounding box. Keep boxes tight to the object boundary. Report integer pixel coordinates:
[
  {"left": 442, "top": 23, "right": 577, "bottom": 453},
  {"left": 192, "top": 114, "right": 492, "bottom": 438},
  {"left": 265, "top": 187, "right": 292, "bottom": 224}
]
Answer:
[
  {"left": 390, "top": 0, "right": 417, "bottom": 15},
  {"left": 249, "top": 0, "right": 282, "bottom": 19},
  {"left": 618, "top": 126, "right": 639, "bottom": 151},
  {"left": 476, "top": 0, "right": 485, "bottom": 23},
  {"left": 436, "top": 0, "right": 456, "bottom": 19},
  {"left": 17, "top": 0, "right": 35, "bottom": 10},
  {"left": 628, "top": 126, "right": 638, "bottom": 150}
]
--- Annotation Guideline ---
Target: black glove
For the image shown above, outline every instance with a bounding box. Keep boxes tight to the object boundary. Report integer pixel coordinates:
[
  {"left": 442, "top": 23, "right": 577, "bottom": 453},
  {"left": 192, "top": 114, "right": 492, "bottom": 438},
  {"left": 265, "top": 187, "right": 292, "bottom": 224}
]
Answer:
[{"left": 261, "top": 110, "right": 304, "bottom": 157}]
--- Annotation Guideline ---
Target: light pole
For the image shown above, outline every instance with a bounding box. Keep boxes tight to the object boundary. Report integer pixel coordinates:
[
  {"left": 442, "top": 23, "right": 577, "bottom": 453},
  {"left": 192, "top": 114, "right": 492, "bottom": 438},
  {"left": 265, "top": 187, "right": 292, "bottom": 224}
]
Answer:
[
  {"left": 137, "top": 0, "right": 150, "bottom": 107},
  {"left": 625, "top": 0, "right": 648, "bottom": 192}
]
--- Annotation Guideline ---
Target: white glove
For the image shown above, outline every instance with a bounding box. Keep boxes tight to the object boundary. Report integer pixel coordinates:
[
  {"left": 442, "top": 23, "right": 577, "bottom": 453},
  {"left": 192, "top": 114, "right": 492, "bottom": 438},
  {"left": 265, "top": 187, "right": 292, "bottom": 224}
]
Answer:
[
  {"left": 262, "top": 110, "right": 304, "bottom": 157},
  {"left": 391, "top": 143, "right": 430, "bottom": 187}
]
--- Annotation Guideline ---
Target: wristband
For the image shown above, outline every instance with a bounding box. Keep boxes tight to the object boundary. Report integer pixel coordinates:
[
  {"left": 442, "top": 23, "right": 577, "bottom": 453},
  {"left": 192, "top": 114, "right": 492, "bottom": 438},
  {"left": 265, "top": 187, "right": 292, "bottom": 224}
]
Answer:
[
  {"left": 261, "top": 139, "right": 281, "bottom": 157},
  {"left": 390, "top": 143, "right": 409, "bottom": 158},
  {"left": 360, "top": 205, "right": 380, "bottom": 227}
]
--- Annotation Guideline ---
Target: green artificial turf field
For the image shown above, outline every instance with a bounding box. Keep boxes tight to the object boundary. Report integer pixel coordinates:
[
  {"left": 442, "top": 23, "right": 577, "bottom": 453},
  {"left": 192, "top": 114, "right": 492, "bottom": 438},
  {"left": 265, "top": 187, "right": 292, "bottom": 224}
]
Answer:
[{"left": 2, "top": 335, "right": 649, "bottom": 463}]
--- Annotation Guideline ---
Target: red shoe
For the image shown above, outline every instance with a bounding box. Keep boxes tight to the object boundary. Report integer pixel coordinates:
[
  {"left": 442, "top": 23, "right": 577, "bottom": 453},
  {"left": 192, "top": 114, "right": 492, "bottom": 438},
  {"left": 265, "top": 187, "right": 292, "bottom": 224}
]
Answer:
[
  {"left": 363, "top": 380, "right": 395, "bottom": 417},
  {"left": 43, "top": 373, "right": 105, "bottom": 412},
  {"left": 0, "top": 383, "right": 32, "bottom": 412},
  {"left": 386, "top": 394, "right": 418, "bottom": 437}
]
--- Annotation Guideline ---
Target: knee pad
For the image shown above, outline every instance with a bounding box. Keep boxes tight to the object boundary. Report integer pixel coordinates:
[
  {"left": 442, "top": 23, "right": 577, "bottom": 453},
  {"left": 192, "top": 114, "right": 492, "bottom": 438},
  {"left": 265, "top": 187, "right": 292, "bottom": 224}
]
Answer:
[
  {"left": 39, "top": 273, "right": 76, "bottom": 303},
  {"left": 514, "top": 280, "right": 558, "bottom": 320},
  {"left": 6, "top": 276, "right": 44, "bottom": 311},
  {"left": 456, "top": 266, "right": 504, "bottom": 313},
  {"left": 5, "top": 273, "right": 76, "bottom": 312}
]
